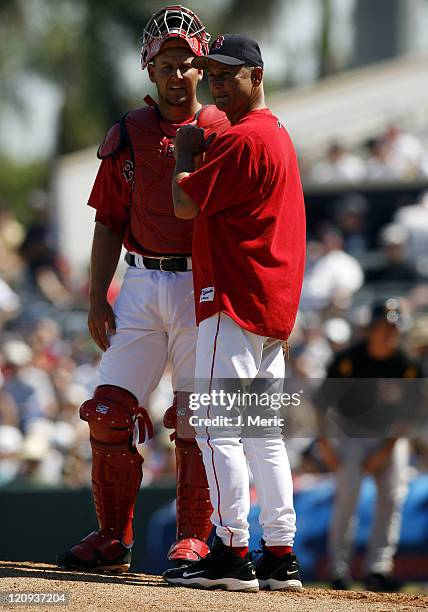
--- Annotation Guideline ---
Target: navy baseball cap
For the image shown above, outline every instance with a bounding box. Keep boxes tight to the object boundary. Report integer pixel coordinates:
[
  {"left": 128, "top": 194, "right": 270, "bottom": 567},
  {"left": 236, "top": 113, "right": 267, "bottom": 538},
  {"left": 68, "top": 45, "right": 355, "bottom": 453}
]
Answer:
[
  {"left": 192, "top": 34, "right": 264, "bottom": 69},
  {"left": 370, "top": 298, "right": 402, "bottom": 327}
]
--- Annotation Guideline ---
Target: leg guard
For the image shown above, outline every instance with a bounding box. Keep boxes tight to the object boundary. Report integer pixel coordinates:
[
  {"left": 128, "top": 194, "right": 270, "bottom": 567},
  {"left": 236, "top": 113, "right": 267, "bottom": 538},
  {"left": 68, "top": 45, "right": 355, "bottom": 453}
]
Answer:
[
  {"left": 167, "top": 437, "right": 212, "bottom": 562},
  {"left": 81, "top": 385, "right": 144, "bottom": 542},
  {"left": 57, "top": 386, "right": 147, "bottom": 571},
  {"left": 164, "top": 394, "right": 212, "bottom": 562}
]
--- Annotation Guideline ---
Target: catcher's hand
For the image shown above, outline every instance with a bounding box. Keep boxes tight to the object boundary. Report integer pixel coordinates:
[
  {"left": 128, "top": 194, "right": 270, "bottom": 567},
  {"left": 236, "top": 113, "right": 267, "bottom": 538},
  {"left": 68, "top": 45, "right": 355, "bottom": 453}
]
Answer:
[{"left": 88, "top": 296, "right": 116, "bottom": 351}]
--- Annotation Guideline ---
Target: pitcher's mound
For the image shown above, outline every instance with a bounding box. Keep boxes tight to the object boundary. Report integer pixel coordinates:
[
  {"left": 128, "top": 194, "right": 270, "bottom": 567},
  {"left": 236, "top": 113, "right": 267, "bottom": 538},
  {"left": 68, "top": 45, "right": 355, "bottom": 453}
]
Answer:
[{"left": 1, "top": 561, "right": 427, "bottom": 611}]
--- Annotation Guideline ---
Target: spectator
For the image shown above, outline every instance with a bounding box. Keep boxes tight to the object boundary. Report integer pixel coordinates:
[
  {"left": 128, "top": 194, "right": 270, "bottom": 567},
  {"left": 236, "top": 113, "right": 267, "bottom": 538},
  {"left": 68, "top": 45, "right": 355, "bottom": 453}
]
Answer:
[
  {"left": 365, "top": 137, "right": 398, "bottom": 182},
  {"left": 0, "top": 202, "right": 25, "bottom": 283},
  {"left": 323, "top": 317, "right": 352, "bottom": 354},
  {"left": 19, "top": 190, "right": 73, "bottom": 307},
  {"left": 365, "top": 223, "right": 422, "bottom": 288},
  {"left": 406, "top": 313, "right": 428, "bottom": 376},
  {"left": 310, "top": 143, "right": 366, "bottom": 184},
  {"left": 394, "top": 191, "right": 428, "bottom": 273},
  {"left": 0, "top": 425, "right": 23, "bottom": 486},
  {"left": 292, "top": 312, "right": 333, "bottom": 379},
  {"left": 0, "top": 371, "right": 19, "bottom": 427},
  {"left": 0, "top": 276, "right": 21, "bottom": 328},
  {"left": 382, "top": 124, "right": 426, "bottom": 179},
  {"left": 334, "top": 193, "right": 369, "bottom": 259},
  {"left": 2, "top": 340, "right": 44, "bottom": 430},
  {"left": 301, "top": 226, "right": 364, "bottom": 312}
]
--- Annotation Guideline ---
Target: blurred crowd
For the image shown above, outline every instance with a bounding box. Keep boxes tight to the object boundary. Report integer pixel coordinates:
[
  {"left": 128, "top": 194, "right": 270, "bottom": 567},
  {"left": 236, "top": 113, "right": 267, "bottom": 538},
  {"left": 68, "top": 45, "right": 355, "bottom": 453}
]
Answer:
[
  {"left": 302, "top": 124, "right": 428, "bottom": 185},
  {"left": 1, "top": 129, "right": 428, "bottom": 491},
  {"left": 0, "top": 192, "right": 176, "bottom": 490}
]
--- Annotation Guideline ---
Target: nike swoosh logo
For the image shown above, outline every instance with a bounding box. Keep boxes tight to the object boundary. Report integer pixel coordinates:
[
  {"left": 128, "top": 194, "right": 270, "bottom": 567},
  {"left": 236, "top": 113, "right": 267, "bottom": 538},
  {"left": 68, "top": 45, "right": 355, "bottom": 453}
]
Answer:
[
  {"left": 182, "top": 570, "right": 206, "bottom": 578},
  {"left": 286, "top": 570, "right": 299, "bottom": 576}
]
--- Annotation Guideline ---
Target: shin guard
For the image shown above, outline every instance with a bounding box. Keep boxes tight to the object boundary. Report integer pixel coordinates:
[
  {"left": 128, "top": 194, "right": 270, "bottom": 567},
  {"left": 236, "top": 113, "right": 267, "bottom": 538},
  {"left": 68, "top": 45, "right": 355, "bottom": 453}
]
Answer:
[
  {"left": 80, "top": 385, "right": 144, "bottom": 544},
  {"left": 175, "top": 437, "right": 213, "bottom": 543}
]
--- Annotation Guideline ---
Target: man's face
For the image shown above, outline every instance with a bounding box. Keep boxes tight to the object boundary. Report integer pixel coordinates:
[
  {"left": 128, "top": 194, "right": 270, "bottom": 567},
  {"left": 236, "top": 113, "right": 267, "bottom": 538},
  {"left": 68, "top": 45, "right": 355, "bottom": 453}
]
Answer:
[
  {"left": 368, "top": 320, "right": 400, "bottom": 356},
  {"left": 148, "top": 42, "right": 202, "bottom": 107},
  {"left": 206, "top": 59, "right": 254, "bottom": 116}
]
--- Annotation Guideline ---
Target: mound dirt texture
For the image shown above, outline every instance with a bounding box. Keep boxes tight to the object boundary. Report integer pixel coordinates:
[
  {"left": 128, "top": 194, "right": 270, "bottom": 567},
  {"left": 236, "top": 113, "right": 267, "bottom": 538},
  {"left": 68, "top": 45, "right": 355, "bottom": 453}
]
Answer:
[{"left": 0, "top": 562, "right": 427, "bottom": 611}]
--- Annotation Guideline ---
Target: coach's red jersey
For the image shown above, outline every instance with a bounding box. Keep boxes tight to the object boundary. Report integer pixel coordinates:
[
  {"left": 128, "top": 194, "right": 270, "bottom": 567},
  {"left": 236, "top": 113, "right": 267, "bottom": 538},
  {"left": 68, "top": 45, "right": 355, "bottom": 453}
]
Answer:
[{"left": 178, "top": 108, "right": 306, "bottom": 340}]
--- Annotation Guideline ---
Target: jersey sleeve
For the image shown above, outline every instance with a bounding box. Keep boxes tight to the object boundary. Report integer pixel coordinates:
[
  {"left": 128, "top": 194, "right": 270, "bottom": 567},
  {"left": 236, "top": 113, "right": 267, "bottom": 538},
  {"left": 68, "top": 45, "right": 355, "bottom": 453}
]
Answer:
[
  {"left": 178, "top": 133, "right": 258, "bottom": 217},
  {"left": 95, "top": 210, "right": 128, "bottom": 234},
  {"left": 87, "top": 150, "right": 132, "bottom": 223}
]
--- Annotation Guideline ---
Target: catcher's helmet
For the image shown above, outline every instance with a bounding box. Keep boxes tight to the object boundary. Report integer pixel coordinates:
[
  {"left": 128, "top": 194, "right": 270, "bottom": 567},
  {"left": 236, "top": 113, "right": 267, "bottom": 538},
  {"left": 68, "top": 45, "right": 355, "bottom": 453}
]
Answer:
[{"left": 140, "top": 5, "right": 210, "bottom": 70}]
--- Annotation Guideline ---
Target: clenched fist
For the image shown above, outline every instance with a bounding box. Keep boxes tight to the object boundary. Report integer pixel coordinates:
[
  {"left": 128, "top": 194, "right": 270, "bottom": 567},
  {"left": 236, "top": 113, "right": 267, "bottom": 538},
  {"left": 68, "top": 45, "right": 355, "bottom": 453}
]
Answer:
[{"left": 175, "top": 125, "right": 216, "bottom": 158}]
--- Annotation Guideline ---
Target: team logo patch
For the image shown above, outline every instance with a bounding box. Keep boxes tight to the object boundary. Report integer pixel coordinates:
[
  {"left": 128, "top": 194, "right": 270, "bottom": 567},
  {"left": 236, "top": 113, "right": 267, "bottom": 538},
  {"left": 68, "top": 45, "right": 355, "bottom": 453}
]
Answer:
[
  {"left": 123, "top": 159, "right": 134, "bottom": 182},
  {"left": 200, "top": 286, "right": 215, "bottom": 302},
  {"left": 161, "top": 137, "right": 175, "bottom": 158},
  {"left": 212, "top": 36, "right": 224, "bottom": 51},
  {"left": 96, "top": 404, "right": 109, "bottom": 414}
]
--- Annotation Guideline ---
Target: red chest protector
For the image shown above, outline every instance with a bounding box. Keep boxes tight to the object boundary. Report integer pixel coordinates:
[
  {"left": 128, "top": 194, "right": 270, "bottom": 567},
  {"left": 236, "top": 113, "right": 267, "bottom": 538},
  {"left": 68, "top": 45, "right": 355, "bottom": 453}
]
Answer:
[{"left": 98, "top": 98, "right": 229, "bottom": 256}]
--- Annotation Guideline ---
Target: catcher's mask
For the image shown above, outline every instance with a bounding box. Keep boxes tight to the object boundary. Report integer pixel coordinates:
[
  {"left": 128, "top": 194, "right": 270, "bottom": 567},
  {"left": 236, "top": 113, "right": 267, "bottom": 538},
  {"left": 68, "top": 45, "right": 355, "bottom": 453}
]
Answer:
[{"left": 140, "top": 5, "right": 210, "bottom": 70}]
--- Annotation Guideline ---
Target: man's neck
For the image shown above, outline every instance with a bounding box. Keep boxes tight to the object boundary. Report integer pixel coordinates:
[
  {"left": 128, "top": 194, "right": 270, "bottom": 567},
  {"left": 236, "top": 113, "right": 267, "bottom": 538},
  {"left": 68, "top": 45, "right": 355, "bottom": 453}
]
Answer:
[
  {"left": 157, "top": 99, "right": 202, "bottom": 123},
  {"left": 228, "top": 95, "right": 267, "bottom": 126}
]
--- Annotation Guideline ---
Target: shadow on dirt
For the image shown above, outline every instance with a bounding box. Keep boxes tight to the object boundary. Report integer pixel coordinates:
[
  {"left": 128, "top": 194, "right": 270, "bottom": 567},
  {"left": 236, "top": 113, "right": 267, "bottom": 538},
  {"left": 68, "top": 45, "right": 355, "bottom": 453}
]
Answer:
[{"left": 0, "top": 562, "right": 168, "bottom": 588}]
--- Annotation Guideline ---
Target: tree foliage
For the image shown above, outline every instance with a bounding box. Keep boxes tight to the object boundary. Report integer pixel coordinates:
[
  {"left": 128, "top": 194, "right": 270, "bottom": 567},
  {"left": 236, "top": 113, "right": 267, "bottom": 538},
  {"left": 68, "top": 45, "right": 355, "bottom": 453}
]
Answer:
[
  {"left": 1, "top": 0, "right": 152, "bottom": 154},
  {"left": 0, "top": 0, "right": 337, "bottom": 158}
]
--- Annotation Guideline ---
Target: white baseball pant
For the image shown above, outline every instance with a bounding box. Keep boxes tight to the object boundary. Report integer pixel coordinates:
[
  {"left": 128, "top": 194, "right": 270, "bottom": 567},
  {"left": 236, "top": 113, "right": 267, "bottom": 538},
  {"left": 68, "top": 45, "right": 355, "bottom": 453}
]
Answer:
[
  {"left": 329, "top": 437, "right": 409, "bottom": 577},
  {"left": 193, "top": 312, "right": 297, "bottom": 547},
  {"left": 98, "top": 265, "right": 196, "bottom": 404}
]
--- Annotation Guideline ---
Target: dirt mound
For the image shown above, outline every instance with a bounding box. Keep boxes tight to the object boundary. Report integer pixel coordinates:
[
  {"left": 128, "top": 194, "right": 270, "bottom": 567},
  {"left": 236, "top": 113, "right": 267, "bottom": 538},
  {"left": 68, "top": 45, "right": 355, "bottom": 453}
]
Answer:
[{"left": 1, "top": 561, "right": 427, "bottom": 611}]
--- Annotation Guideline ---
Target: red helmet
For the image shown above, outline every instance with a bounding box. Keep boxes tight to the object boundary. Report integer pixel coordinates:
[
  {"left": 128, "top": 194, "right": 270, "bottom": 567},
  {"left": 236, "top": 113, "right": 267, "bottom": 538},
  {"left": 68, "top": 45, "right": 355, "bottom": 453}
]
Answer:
[{"left": 140, "top": 5, "right": 211, "bottom": 70}]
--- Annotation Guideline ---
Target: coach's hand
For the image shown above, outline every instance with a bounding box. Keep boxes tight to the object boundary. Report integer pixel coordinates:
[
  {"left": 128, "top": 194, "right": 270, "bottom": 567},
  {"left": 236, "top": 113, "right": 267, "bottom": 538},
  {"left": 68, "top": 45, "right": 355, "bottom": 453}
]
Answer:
[
  {"left": 88, "top": 296, "right": 116, "bottom": 351},
  {"left": 175, "top": 125, "right": 216, "bottom": 158}
]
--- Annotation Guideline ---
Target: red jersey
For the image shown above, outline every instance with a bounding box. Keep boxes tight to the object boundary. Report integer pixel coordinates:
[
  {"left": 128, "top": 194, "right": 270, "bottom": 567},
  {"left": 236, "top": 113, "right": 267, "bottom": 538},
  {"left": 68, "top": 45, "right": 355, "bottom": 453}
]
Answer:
[
  {"left": 88, "top": 103, "right": 229, "bottom": 256},
  {"left": 178, "top": 108, "right": 306, "bottom": 340}
]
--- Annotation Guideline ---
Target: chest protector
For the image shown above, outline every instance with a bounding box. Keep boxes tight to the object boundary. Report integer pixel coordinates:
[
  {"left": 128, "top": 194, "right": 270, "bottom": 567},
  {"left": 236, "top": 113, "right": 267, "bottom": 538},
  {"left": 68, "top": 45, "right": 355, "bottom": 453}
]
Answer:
[{"left": 98, "top": 99, "right": 229, "bottom": 255}]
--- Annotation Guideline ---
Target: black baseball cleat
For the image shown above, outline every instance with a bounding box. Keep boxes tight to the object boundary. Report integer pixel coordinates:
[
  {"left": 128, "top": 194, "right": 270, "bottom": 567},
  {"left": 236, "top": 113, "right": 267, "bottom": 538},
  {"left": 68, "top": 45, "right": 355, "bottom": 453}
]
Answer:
[
  {"left": 330, "top": 573, "right": 351, "bottom": 591},
  {"left": 253, "top": 540, "right": 303, "bottom": 591},
  {"left": 163, "top": 536, "right": 259, "bottom": 592},
  {"left": 56, "top": 531, "right": 132, "bottom": 573},
  {"left": 364, "top": 572, "right": 402, "bottom": 593}
]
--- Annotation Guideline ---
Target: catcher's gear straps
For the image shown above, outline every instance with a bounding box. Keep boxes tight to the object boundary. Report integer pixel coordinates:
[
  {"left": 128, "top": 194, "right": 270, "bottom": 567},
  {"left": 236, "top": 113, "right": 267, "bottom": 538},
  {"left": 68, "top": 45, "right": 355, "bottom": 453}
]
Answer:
[
  {"left": 167, "top": 537, "right": 210, "bottom": 563},
  {"left": 97, "top": 113, "right": 135, "bottom": 208},
  {"left": 62, "top": 530, "right": 132, "bottom": 572}
]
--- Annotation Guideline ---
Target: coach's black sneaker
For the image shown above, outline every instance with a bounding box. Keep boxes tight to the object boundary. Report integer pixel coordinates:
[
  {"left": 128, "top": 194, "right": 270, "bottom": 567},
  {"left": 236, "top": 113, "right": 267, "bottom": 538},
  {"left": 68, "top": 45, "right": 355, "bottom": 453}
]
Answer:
[
  {"left": 163, "top": 536, "right": 259, "bottom": 592},
  {"left": 254, "top": 540, "right": 303, "bottom": 591},
  {"left": 56, "top": 530, "right": 132, "bottom": 573},
  {"left": 364, "top": 572, "right": 402, "bottom": 593}
]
